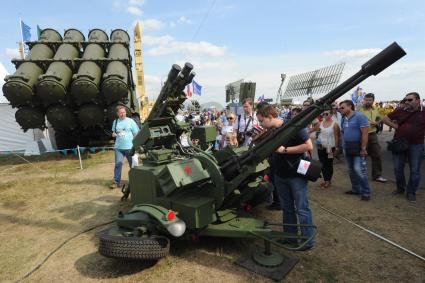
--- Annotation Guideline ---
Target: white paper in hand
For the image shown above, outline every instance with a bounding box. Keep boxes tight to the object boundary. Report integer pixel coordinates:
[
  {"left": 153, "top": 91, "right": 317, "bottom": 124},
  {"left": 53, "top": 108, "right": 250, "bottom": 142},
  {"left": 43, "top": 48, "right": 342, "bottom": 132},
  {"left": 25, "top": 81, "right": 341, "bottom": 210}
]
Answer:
[
  {"left": 180, "top": 134, "right": 190, "bottom": 147},
  {"left": 131, "top": 153, "right": 139, "bottom": 168},
  {"left": 297, "top": 159, "right": 311, "bottom": 175}
]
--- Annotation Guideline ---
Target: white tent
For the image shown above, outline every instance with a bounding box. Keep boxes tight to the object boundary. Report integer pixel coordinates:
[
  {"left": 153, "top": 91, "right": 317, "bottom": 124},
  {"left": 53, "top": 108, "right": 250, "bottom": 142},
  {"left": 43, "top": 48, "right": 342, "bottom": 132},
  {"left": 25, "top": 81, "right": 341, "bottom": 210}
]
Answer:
[{"left": 0, "top": 62, "right": 54, "bottom": 155}]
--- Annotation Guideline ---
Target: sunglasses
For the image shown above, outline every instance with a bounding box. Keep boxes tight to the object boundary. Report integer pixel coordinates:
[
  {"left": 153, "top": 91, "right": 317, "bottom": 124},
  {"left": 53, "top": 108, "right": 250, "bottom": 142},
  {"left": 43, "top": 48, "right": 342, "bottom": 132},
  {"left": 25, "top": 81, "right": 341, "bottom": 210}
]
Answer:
[
  {"left": 404, "top": 98, "right": 415, "bottom": 102},
  {"left": 227, "top": 117, "right": 234, "bottom": 120}
]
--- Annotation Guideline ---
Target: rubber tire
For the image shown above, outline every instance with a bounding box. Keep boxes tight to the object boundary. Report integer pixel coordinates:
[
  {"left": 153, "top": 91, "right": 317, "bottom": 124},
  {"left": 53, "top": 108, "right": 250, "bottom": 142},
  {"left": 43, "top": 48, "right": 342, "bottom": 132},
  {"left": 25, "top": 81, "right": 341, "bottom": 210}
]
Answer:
[{"left": 98, "top": 229, "right": 170, "bottom": 260}]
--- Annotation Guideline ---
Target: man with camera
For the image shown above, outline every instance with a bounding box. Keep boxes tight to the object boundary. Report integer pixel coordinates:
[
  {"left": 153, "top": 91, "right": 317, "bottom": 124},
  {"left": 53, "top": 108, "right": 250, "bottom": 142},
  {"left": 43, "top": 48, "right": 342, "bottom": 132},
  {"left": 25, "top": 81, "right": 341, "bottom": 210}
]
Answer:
[
  {"left": 234, "top": 98, "right": 259, "bottom": 146},
  {"left": 257, "top": 105, "right": 315, "bottom": 251},
  {"left": 382, "top": 92, "right": 425, "bottom": 202},
  {"left": 110, "top": 106, "right": 140, "bottom": 189}
]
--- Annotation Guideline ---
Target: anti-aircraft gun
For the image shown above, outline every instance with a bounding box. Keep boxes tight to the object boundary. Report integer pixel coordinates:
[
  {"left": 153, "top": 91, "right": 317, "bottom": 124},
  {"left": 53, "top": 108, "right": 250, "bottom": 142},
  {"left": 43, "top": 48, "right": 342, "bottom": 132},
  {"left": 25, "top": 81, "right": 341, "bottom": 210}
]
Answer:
[{"left": 99, "top": 42, "right": 406, "bottom": 274}]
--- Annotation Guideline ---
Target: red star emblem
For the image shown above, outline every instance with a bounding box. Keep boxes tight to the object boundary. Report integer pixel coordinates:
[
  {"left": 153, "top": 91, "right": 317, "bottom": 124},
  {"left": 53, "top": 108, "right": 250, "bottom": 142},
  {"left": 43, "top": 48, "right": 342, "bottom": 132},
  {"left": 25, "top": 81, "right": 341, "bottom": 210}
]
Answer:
[{"left": 184, "top": 165, "right": 192, "bottom": 175}]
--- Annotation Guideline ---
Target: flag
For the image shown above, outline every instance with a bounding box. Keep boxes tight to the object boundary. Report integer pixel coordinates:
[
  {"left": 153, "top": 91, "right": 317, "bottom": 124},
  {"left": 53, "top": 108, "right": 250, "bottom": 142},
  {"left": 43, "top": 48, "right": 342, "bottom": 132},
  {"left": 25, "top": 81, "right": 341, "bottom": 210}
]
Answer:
[
  {"left": 20, "top": 20, "right": 31, "bottom": 42},
  {"left": 37, "top": 25, "right": 42, "bottom": 40},
  {"left": 20, "top": 20, "right": 31, "bottom": 55},
  {"left": 192, "top": 80, "right": 202, "bottom": 96},
  {"left": 351, "top": 86, "right": 365, "bottom": 104},
  {"left": 186, "top": 83, "right": 192, "bottom": 97}
]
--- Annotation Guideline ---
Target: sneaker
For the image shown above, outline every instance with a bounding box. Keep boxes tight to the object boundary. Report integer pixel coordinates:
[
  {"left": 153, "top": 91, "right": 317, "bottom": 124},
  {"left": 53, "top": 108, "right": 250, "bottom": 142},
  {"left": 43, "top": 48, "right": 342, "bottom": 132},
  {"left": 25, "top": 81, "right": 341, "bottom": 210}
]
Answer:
[
  {"left": 406, "top": 194, "right": 416, "bottom": 202},
  {"left": 374, "top": 176, "right": 387, "bottom": 183},
  {"left": 110, "top": 182, "right": 119, "bottom": 189},
  {"left": 361, "top": 195, "right": 371, "bottom": 201},
  {"left": 345, "top": 190, "right": 360, "bottom": 195}
]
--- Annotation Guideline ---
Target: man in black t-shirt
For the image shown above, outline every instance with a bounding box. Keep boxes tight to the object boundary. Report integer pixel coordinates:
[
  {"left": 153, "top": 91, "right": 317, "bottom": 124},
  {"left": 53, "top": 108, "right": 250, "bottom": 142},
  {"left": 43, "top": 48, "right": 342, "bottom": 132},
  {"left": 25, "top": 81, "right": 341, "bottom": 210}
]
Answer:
[{"left": 257, "top": 105, "right": 315, "bottom": 250}]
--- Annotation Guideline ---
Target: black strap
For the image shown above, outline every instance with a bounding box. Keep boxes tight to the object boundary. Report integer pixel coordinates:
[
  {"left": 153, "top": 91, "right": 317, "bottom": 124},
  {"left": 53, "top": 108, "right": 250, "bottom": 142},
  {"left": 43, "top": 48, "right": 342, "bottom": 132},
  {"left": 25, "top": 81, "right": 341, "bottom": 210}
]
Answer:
[
  {"left": 237, "top": 114, "right": 253, "bottom": 135},
  {"left": 114, "top": 118, "right": 118, "bottom": 133},
  {"left": 244, "top": 116, "right": 253, "bottom": 135}
]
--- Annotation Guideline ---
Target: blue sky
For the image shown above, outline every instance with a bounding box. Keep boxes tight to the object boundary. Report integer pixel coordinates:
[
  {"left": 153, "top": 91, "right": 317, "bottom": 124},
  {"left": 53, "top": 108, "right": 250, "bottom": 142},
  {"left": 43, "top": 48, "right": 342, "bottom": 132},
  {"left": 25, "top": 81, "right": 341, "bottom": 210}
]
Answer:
[{"left": 1, "top": 0, "right": 425, "bottom": 105}]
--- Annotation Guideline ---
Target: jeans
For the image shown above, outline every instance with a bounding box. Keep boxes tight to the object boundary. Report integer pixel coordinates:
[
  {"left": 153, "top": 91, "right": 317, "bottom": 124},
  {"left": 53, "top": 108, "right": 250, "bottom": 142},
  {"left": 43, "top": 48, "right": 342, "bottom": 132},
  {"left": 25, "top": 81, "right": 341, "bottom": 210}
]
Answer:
[
  {"left": 114, "top": 148, "right": 132, "bottom": 184},
  {"left": 392, "top": 144, "right": 424, "bottom": 195},
  {"left": 344, "top": 154, "right": 371, "bottom": 197},
  {"left": 274, "top": 175, "right": 315, "bottom": 247}
]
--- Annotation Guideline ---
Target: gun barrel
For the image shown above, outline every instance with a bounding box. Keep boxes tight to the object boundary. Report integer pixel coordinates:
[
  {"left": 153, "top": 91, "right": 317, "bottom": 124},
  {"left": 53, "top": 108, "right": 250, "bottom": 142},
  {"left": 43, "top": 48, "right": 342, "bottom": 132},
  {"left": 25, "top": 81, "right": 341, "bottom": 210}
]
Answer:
[
  {"left": 146, "top": 64, "right": 182, "bottom": 121},
  {"left": 220, "top": 42, "right": 406, "bottom": 180},
  {"left": 132, "top": 63, "right": 194, "bottom": 150}
]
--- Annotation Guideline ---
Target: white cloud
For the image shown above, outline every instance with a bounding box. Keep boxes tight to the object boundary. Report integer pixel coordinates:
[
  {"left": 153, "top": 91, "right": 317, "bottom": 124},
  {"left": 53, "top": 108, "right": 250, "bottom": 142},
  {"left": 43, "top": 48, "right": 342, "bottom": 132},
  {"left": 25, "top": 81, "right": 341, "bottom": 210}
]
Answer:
[
  {"left": 178, "top": 16, "right": 192, "bottom": 24},
  {"left": 143, "top": 19, "right": 165, "bottom": 30},
  {"left": 129, "top": 0, "right": 145, "bottom": 5},
  {"left": 5, "top": 48, "right": 20, "bottom": 59},
  {"left": 147, "top": 41, "right": 226, "bottom": 57},
  {"left": 143, "top": 35, "right": 174, "bottom": 46},
  {"left": 324, "top": 48, "right": 382, "bottom": 59},
  {"left": 127, "top": 6, "right": 143, "bottom": 15},
  {"left": 169, "top": 22, "right": 176, "bottom": 28}
]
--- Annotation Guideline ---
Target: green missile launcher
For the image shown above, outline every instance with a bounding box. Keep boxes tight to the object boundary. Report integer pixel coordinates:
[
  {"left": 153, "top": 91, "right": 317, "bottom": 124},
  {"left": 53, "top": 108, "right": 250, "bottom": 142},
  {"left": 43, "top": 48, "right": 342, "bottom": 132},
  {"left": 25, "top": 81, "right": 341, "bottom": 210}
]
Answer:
[{"left": 4, "top": 27, "right": 140, "bottom": 149}]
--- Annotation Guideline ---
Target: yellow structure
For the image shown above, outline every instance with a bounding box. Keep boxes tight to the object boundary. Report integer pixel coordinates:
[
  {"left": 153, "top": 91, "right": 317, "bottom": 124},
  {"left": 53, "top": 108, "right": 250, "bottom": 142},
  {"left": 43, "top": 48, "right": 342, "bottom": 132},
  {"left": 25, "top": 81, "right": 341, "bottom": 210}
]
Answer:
[{"left": 134, "top": 21, "right": 151, "bottom": 121}]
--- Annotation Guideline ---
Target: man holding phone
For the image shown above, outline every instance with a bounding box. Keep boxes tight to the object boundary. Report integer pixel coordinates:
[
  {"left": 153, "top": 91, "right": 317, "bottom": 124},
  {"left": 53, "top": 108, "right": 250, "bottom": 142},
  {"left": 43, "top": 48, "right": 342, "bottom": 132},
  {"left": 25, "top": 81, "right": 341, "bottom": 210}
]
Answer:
[{"left": 359, "top": 93, "right": 387, "bottom": 182}]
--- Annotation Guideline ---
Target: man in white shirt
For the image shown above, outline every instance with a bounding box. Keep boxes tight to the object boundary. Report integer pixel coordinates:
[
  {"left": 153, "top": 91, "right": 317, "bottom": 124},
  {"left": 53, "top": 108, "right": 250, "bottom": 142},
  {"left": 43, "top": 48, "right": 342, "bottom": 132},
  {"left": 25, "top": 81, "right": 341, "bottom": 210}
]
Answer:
[{"left": 233, "top": 98, "right": 259, "bottom": 146}]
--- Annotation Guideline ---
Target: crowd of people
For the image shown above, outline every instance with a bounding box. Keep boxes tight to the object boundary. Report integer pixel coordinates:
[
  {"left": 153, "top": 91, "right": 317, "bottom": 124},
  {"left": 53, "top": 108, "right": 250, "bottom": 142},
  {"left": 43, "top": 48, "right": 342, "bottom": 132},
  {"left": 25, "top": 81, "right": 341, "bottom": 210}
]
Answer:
[{"left": 257, "top": 92, "right": 424, "bottom": 251}]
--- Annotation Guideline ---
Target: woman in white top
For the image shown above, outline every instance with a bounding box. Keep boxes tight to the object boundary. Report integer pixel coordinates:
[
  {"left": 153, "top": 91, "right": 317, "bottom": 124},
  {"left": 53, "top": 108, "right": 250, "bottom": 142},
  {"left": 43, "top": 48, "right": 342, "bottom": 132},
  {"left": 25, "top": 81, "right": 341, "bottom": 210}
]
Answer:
[
  {"left": 316, "top": 110, "right": 340, "bottom": 188},
  {"left": 221, "top": 112, "right": 238, "bottom": 148}
]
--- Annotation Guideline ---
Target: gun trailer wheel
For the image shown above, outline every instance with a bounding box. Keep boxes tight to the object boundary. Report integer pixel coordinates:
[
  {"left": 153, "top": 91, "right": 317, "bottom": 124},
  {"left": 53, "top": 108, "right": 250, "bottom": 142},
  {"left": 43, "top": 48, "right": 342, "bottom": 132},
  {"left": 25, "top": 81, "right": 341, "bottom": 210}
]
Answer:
[{"left": 98, "top": 228, "right": 170, "bottom": 260}]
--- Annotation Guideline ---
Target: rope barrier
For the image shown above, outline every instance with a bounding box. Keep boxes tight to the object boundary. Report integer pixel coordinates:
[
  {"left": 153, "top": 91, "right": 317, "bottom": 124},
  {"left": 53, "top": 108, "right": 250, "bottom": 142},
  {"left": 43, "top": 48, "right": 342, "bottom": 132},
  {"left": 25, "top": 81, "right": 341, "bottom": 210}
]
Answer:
[
  {"left": 0, "top": 146, "right": 115, "bottom": 156},
  {"left": 312, "top": 200, "right": 425, "bottom": 263},
  {"left": 11, "top": 152, "right": 49, "bottom": 174},
  {"left": 0, "top": 146, "right": 116, "bottom": 175}
]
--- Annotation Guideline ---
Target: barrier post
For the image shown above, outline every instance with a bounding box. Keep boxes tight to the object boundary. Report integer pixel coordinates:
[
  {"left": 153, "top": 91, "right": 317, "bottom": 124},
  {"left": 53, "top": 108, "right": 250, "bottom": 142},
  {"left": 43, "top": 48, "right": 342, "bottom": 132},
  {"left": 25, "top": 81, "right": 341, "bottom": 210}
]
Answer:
[{"left": 77, "top": 145, "right": 83, "bottom": 170}]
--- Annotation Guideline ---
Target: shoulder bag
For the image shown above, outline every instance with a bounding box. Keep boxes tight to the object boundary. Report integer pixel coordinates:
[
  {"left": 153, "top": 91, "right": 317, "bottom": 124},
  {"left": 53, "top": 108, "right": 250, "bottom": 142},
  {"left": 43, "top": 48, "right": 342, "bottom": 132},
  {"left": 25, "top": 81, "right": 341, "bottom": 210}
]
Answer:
[{"left": 387, "top": 111, "right": 418, "bottom": 153}]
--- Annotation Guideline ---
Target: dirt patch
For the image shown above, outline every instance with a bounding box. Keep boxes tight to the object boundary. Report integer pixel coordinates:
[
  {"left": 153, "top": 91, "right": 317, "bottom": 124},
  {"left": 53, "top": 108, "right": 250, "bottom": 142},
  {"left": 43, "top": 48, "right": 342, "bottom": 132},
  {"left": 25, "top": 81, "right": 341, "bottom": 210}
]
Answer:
[{"left": 0, "top": 151, "right": 424, "bottom": 282}]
